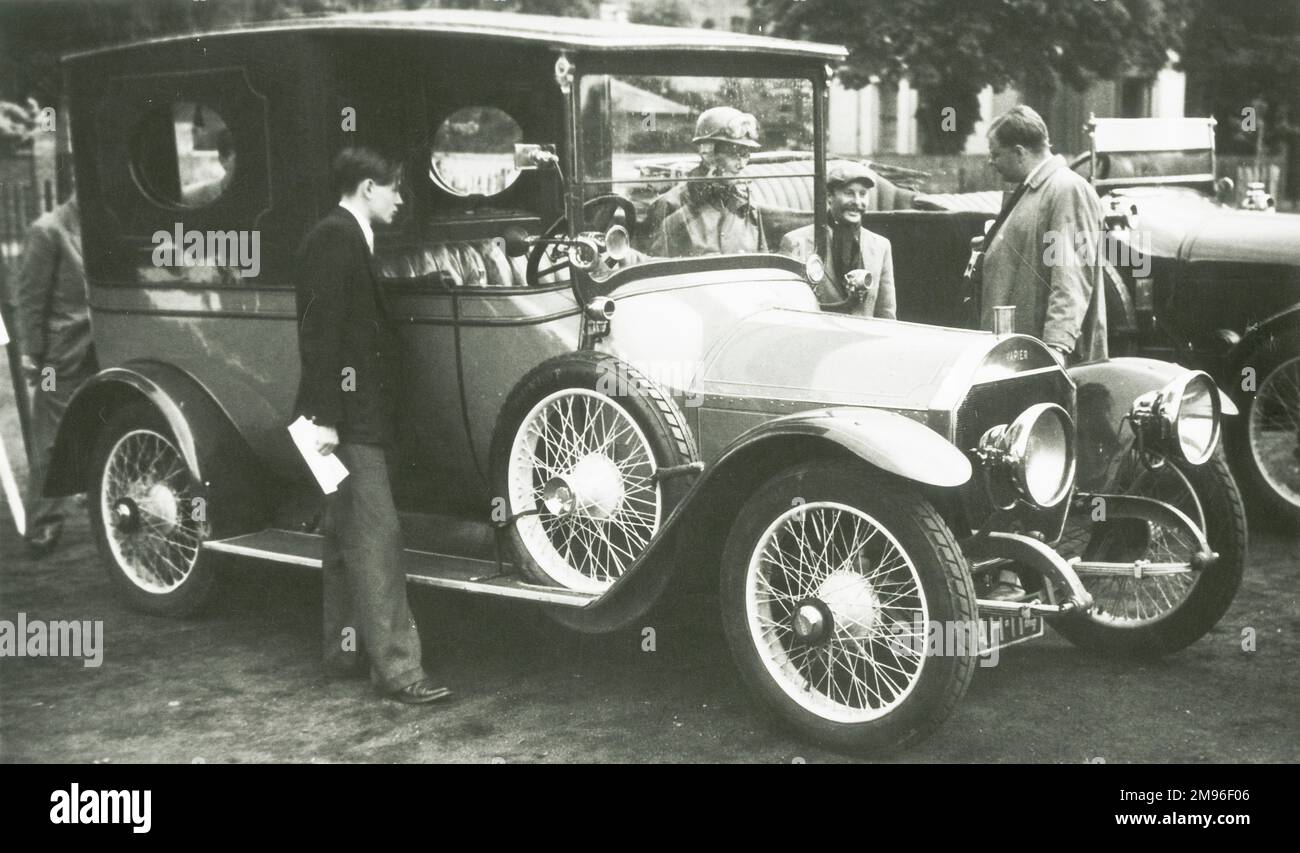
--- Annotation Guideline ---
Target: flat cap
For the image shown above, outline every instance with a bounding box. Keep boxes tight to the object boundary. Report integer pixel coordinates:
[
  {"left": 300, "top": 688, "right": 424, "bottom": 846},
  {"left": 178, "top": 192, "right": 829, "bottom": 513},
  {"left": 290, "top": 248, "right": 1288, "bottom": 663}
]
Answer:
[{"left": 826, "top": 161, "right": 876, "bottom": 190}]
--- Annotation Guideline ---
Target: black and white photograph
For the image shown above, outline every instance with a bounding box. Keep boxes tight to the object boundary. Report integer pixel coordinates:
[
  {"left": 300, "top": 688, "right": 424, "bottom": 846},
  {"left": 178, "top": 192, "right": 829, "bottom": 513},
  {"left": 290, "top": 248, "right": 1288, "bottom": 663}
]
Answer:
[{"left": 0, "top": 0, "right": 1296, "bottom": 784}]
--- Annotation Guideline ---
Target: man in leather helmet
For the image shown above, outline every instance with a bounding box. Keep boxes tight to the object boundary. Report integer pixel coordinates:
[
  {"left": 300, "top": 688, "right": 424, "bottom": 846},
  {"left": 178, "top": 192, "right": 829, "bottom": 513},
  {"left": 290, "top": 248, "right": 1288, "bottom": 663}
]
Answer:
[{"left": 644, "top": 106, "right": 767, "bottom": 257}]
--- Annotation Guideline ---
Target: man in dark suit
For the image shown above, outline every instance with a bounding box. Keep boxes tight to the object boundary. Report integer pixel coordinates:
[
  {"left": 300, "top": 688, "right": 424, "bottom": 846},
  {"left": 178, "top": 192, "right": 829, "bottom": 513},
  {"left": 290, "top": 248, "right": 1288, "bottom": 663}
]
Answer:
[{"left": 294, "top": 147, "right": 451, "bottom": 705}]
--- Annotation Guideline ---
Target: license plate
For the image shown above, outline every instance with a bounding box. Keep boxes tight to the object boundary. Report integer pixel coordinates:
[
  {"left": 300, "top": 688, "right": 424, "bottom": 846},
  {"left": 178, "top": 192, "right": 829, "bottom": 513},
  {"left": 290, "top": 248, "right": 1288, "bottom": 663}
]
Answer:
[{"left": 977, "top": 603, "right": 1045, "bottom": 656}]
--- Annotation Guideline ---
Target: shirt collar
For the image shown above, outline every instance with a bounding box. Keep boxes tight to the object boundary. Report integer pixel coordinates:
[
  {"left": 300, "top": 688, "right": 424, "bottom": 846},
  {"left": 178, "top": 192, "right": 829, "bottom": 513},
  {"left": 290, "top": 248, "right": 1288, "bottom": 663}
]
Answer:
[
  {"left": 338, "top": 201, "right": 374, "bottom": 253},
  {"left": 1023, "top": 154, "right": 1063, "bottom": 190}
]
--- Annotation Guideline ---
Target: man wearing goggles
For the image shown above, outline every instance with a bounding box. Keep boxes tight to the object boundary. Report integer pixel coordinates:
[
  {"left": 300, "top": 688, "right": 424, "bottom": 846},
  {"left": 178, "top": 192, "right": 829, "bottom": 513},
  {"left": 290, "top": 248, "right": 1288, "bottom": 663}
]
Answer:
[{"left": 646, "top": 106, "right": 768, "bottom": 258}]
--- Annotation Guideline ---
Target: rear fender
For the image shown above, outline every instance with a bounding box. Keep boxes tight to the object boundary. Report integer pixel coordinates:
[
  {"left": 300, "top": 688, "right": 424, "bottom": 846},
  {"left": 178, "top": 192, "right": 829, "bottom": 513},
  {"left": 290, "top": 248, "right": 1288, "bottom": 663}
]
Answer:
[{"left": 45, "top": 361, "right": 269, "bottom": 537}]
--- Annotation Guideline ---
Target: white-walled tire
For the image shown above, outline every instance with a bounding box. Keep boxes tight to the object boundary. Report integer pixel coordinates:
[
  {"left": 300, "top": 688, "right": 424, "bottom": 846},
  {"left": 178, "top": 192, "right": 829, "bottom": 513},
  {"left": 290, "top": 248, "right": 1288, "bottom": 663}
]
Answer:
[{"left": 720, "top": 461, "right": 977, "bottom": 754}]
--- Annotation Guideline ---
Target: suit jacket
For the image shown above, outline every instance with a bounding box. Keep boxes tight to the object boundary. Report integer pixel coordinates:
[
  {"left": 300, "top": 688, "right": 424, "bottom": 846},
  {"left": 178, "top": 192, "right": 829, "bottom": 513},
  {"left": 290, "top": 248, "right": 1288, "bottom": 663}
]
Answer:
[
  {"left": 17, "top": 198, "right": 93, "bottom": 373},
  {"left": 293, "top": 207, "right": 399, "bottom": 447},
  {"left": 980, "top": 154, "right": 1107, "bottom": 362},
  {"left": 780, "top": 223, "right": 896, "bottom": 320}
]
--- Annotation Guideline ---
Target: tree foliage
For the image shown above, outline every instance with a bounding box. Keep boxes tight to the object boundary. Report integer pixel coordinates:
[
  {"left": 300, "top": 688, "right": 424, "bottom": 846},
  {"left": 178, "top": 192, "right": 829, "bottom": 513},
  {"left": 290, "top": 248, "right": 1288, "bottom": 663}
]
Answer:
[
  {"left": 1181, "top": 0, "right": 1300, "bottom": 156},
  {"left": 628, "top": 0, "right": 695, "bottom": 27},
  {"left": 750, "top": 0, "right": 1190, "bottom": 153}
]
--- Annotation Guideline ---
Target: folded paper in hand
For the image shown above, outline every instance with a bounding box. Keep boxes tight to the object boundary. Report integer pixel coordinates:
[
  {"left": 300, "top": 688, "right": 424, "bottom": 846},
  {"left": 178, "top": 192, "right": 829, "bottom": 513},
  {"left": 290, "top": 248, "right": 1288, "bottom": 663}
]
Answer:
[{"left": 288, "top": 416, "right": 349, "bottom": 494}]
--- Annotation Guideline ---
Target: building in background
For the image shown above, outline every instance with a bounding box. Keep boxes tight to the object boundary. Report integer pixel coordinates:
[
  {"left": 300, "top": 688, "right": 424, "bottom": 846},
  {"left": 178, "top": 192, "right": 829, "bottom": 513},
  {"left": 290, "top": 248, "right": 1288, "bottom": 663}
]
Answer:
[
  {"left": 601, "top": 2, "right": 1187, "bottom": 159},
  {"left": 600, "top": 0, "right": 750, "bottom": 30},
  {"left": 833, "top": 54, "right": 1186, "bottom": 157}
]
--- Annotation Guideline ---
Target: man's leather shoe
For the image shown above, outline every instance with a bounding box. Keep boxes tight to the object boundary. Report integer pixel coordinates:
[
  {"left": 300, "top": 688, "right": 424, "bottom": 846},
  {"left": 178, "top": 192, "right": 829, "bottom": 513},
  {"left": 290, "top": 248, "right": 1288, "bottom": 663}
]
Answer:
[
  {"left": 986, "top": 569, "right": 1025, "bottom": 601},
  {"left": 387, "top": 679, "right": 453, "bottom": 705},
  {"left": 986, "top": 580, "right": 1027, "bottom": 601}
]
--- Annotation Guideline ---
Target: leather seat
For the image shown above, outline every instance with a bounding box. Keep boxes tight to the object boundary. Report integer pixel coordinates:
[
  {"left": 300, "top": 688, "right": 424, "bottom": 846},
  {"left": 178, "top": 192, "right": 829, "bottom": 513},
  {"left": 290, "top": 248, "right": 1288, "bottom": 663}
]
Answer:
[{"left": 377, "top": 238, "right": 530, "bottom": 287}]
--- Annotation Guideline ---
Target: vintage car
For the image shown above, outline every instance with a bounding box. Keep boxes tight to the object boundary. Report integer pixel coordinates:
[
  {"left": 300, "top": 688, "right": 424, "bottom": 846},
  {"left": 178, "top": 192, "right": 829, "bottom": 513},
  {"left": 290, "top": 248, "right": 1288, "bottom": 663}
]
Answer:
[
  {"left": 47, "top": 10, "right": 1247, "bottom": 753},
  {"left": 694, "top": 120, "right": 1300, "bottom": 530},
  {"left": 1070, "top": 117, "right": 1300, "bottom": 528}
]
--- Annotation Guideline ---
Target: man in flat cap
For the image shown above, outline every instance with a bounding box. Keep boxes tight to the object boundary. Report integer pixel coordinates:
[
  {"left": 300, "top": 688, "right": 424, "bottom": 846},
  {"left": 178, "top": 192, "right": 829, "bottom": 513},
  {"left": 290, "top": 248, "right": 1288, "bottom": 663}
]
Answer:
[{"left": 781, "top": 162, "right": 896, "bottom": 319}]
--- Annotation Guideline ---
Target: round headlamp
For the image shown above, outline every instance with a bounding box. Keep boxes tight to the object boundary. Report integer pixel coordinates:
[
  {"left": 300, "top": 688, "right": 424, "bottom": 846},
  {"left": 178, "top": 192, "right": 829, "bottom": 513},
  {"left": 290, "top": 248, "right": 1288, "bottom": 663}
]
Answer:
[
  {"left": 604, "top": 224, "right": 630, "bottom": 262},
  {"left": 977, "top": 403, "right": 1076, "bottom": 509},
  {"left": 1129, "top": 371, "right": 1221, "bottom": 466}
]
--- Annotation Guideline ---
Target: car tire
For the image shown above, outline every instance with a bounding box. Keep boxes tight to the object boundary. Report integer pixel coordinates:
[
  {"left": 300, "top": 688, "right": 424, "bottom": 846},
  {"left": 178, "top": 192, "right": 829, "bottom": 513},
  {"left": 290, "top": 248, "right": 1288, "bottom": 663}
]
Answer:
[
  {"left": 491, "top": 351, "right": 697, "bottom": 594},
  {"left": 719, "top": 461, "right": 977, "bottom": 754},
  {"left": 1051, "top": 448, "right": 1247, "bottom": 656},
  {"left": 87, "top": 402, "right": 216, "bottom": 616},
  {"left": 1227, "top": 332, "right": 1300, "bottom": 530}
]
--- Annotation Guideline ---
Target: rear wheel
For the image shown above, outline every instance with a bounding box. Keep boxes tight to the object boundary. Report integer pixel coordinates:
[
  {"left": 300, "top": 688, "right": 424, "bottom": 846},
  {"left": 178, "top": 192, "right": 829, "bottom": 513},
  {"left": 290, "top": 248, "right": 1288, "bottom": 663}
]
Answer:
[
  {"left": 87, "top": 402, "right": 215, "bottom": 615},
  {"left": 1053, "top": 448, "right": 1246, "bottom": 655},
  {"left": 720, "top": 461, "right": 977, "bottom": 754}
]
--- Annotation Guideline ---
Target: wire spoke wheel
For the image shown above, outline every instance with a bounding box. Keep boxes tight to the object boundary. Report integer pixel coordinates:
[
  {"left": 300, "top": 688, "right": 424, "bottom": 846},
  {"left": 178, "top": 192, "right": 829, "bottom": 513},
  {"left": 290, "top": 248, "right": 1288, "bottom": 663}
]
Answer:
[
  {"left": 507, "top": 388, "right": 662, "bottom": 592},
  {"left": 100, "top": 428, "right": 206, "bottom": 594},
  {"left": 746, "top": 501, "right": 929, "bottom": 723},
  {"left": 721, "top": 462, "right": 975, "bottom": 752},
  {"left": 1078, "top": 462, "right": 1203, "bottom": 628},
  {"left": 1248, "top": 354, "right": 1300, "bottom": 511},
  {"left": 1052, "top": 446, "right": 1246, "bottom": 656}
]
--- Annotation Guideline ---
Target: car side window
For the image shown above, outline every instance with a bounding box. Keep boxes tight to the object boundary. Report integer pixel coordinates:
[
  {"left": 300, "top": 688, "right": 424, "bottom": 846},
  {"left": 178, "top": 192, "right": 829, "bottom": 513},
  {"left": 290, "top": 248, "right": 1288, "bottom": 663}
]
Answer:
[
  {"left": 132, "top": 102, "right": 236, "bottom": 210},
  {"left": 429, "top": 106, "right": 524, "bottom": 199},
  {"left": 93, "top": 68, "right": 272, "bottom": 286}
]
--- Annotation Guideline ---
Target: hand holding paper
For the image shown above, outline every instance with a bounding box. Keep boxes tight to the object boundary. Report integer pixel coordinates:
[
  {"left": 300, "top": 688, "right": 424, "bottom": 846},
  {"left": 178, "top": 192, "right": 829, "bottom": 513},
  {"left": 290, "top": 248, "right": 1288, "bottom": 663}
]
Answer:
[{"left": 288, "top": 416, "right": 349, "bottom": 494}]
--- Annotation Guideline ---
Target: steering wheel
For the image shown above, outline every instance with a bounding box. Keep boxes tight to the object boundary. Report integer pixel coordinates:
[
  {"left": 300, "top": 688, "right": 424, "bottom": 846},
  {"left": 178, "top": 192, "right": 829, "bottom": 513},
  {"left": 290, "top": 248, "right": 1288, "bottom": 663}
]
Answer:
[{"left": 527, "top": 194, "right": 638, "bottom": 287}]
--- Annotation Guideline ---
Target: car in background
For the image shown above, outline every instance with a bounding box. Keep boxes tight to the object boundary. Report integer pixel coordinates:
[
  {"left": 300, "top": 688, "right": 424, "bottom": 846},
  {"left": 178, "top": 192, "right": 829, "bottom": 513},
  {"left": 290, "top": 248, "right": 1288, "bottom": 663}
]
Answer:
[
  {"left": 707, "top": 118, "right": 1300, "bottom": 529},
  {"left": 1071, "top": 117, "right": 1300, "bottom": 528}
]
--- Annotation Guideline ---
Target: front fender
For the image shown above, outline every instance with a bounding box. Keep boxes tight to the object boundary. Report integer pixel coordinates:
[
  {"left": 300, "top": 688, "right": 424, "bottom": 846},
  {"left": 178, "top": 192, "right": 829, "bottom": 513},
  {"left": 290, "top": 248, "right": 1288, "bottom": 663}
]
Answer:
[
  {"left": 714, "top": 407, "right": 972, "bottom": 488},
  {"left": 548, "top": 407, "right": 967, "bottom": 633},
  {"left": 45, "top": 360, "right": 269, "bottom": 537},
  {"left": 1069, "top": 357, "right": 1233, "bottom": 492},
  {"left": 1229, "top": 304, "right": 1300, "bottom": 395}
]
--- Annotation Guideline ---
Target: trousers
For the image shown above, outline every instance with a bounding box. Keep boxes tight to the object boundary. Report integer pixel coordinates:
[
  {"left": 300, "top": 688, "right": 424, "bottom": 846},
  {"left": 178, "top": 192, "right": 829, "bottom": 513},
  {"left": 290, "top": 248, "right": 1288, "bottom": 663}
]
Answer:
[
  {"left": 320, "top": 442, "right": 425, "bottom": 692},
  {"left": 24, "top": 348, "right": 96, "bottom": 548}
]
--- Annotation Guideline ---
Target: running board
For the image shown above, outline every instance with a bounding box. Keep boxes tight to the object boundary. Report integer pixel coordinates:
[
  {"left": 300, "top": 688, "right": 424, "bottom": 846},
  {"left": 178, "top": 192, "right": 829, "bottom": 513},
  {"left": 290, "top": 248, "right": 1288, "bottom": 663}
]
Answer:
[{"left": 202, "top": 529, "right": 596, "bottom": 608}]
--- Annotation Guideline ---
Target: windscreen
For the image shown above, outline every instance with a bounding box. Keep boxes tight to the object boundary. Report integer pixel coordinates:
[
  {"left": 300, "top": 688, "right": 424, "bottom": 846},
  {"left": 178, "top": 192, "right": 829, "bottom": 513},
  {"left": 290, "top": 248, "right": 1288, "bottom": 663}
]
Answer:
[{"left": 577, "top": 74, "right": 817, "bottom": 261}]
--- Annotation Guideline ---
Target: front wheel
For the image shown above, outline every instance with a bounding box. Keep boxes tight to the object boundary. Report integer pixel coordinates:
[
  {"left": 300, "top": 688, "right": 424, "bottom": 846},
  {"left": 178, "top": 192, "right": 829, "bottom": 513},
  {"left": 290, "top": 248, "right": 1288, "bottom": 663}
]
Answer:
[
  {"left": 720, "top": 461, "right": 978, "bottom": 754},
  {"left": 87, "top": 402, "right": 216, "bottom": 615},
  {"left": 1052, "top": 448, "right": 1247, "bottom": 655},
  {"left": 1227, "top": 334, "right": 1300, "bottom": 529}
]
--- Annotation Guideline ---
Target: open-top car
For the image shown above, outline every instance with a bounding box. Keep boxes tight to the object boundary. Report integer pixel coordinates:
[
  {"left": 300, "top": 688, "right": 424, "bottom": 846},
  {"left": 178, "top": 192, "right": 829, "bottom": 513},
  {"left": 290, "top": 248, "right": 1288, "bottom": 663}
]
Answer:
[{"left": 47, "top": 10, "right": 1247, "bottom": 753}]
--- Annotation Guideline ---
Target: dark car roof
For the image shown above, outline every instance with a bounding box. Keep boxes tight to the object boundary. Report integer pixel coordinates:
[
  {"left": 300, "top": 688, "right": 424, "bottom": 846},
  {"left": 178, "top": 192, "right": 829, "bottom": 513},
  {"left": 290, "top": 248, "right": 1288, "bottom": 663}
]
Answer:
[{"left": 65, "top": 8, "right": 848, "bottom": 63}]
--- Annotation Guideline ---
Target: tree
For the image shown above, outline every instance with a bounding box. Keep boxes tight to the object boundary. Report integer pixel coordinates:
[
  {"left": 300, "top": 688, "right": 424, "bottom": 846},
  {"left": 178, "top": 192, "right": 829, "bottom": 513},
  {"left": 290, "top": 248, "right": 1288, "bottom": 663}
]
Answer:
[
  {"left": 750, "top": 0, "right": 1191, "bottom": 154},
  {"left": 1180, "top": 0, "right": 1300, "bottom": 197},
  {"left": 628, "top": 0, "right": 694, "bottom": 27},
  {"left": 0, "top": 0, "right": 597, "bottom": 105}
]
